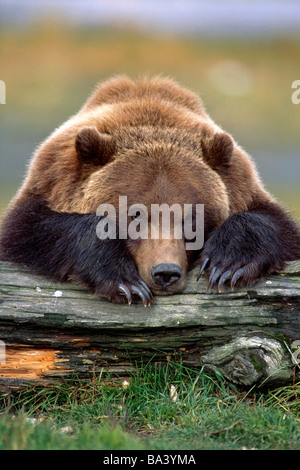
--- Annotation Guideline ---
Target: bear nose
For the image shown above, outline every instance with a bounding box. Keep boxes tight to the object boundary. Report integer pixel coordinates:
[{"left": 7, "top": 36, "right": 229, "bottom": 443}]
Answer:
[{"left": 151, "top": 263, "right": 182, "bottom": 287}]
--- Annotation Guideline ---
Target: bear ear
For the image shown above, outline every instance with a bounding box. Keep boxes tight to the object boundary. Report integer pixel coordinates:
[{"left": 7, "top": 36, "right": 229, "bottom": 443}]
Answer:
[
  {"left": 201, "top": 132, "right": 233, "bottom": 171},
  {"left": 75, "top": 127, "right": 116, "bottom": 166}
]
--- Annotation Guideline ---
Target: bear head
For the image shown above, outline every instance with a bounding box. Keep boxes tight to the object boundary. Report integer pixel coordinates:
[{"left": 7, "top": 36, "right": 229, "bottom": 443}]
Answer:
[{"left": 75, "top": 125, "right": 232, "bottom": 295}]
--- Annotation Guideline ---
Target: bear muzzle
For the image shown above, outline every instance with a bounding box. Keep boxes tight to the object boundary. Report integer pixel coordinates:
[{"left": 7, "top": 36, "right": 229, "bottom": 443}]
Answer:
[
  {"left": 151, "top": 263, "right": 182, "bottom": 289},
  {"left": 129, "top": 238, "right": 188, "bottom": 295}
]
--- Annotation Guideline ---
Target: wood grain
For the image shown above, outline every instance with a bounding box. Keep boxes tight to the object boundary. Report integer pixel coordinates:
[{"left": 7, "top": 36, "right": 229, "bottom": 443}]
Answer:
[{"left": 0, "top": 261, "right": 299, "bottom": 389}]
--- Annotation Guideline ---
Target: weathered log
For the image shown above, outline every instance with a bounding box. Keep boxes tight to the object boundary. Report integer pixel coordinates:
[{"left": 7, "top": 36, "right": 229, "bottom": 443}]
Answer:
[{"left": 0, "top": 260, "right": 299, "bottom": 389}]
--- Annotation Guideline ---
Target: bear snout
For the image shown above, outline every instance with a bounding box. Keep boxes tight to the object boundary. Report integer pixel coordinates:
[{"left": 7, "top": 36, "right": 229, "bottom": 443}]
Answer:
[
  {"left": 151, "top": 263, "right": 182, "bottom": 289},
  {"left": 130, "top": 238, "right": 188, "bottom": 295}
]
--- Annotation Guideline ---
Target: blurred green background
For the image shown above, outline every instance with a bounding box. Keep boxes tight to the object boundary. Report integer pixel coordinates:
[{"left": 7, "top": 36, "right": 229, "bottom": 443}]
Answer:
[{"left": 0, "top": 1, "right": 300, "bottom": 219}]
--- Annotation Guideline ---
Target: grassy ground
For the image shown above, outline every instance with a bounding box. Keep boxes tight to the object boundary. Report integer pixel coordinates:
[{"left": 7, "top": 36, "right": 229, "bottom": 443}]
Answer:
[{"left": 1, "top": 362, "right": 300, "bottom": 450}]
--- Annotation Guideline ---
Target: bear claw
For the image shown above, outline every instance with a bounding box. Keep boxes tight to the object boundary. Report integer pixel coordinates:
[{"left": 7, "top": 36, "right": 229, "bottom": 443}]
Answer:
[
  {"left": 230, "top": 268, "right": 244, "bottom": 289},
  {"left": 197, "top": 259, "right": 245, "bottom": 292},
  {"left": 139, "top": 280, "right": 154, "bottom": 304},
  {"left": 118, "top": 284, "right": 132, "bottom": 305},
  {"left": 217, "top": 270, "right": 231, "bottom": 292},
  {"left": 131, "top": 285, "right": 148, "bottom": 307},
  {"left": 208, "top": 267, "right": 221, "bottom": 290},
  {"left": 196, "top": 257, "right": 210, "bottom": 281},
  {"left": 118, "top": 281, "right": 154, "bottom": 307}
]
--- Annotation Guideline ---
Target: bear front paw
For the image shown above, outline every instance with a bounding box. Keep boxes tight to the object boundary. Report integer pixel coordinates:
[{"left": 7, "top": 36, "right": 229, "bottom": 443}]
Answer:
[
  {"left": 197, "top": 256, "right": 245, "bottom": 292},
  {"left": 197, "top": 212, "right": 284, "bottom": 292},
  {"left": 94, "top": 277, "right": 154, "bottom": 306},
  {"left": 118, "top": 280, "right": 154, "bottom": 307}
]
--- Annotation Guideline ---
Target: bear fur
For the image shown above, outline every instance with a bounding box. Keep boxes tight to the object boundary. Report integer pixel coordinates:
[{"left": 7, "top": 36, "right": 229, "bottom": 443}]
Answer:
[{"left": 1, "top": 75, "right": 300, "bottom": 305}]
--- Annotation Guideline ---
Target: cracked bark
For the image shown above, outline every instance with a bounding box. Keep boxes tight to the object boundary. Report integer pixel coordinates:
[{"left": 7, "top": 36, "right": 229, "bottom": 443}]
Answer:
[{"left": 0, "top": 260, "right": 299, "bottom": 389}]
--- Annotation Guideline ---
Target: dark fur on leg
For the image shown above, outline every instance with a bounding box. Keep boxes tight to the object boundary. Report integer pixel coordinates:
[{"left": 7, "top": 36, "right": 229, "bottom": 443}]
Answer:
[
  {"left": 0, "top": 196, "right": 152, "bottom": 304},
  {"left": 198, "top": 200, "right": 300, "bottom": 291}
]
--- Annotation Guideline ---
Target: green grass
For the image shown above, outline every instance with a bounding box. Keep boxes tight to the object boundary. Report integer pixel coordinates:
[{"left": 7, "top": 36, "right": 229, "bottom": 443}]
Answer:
[{"left": 1, "top": 362, "right": 300, "bottom": 450}]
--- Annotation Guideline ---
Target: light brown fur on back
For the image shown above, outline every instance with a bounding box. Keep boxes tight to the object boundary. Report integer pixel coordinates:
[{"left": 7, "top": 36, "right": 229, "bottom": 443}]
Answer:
[{"left": 16, "top": 75, "right": 266, "bottom": 217}]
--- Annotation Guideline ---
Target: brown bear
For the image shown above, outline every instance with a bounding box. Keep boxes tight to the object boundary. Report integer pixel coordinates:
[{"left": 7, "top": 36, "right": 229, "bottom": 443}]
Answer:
[{"left": 1, "top": 75, "right": 300, "bottom": 306}]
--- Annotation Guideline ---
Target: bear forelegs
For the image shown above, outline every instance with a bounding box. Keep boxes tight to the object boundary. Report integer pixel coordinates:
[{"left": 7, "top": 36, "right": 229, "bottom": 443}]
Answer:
[
  {"left": 0, "top": 196, "right": 153, "bottom": 305},
  {"left": 198, "top": 202, "right": 300, "bottom": 291}
]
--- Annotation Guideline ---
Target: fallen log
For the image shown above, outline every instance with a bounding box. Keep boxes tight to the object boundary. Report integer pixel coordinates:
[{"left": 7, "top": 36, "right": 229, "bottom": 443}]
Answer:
[{"left": 0, "top": 260, "right": 299, "bottom": 389}]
